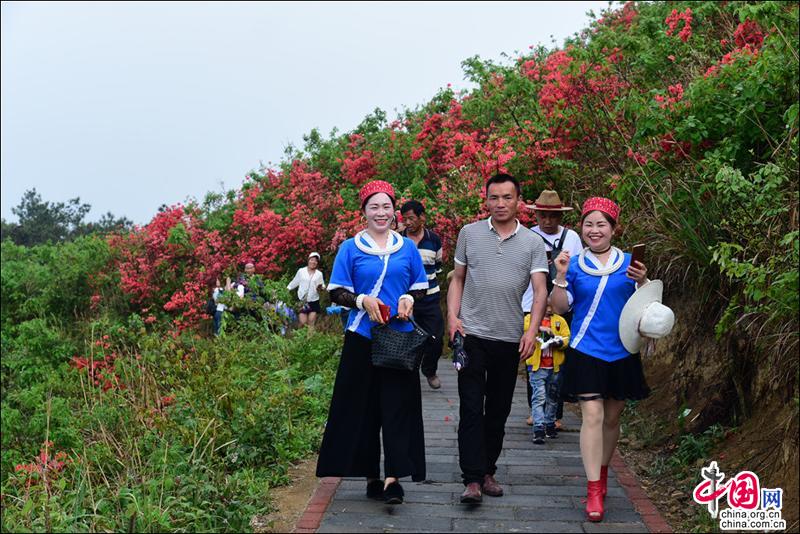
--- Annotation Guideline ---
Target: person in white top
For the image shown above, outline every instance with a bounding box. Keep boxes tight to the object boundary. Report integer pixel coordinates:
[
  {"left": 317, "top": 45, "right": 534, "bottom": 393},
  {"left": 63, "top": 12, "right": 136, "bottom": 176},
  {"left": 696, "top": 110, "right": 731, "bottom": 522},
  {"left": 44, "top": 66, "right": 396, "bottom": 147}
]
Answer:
[
  {"left": 287, "top": 252, "right": 326, "bottom": 329},
  {"left": 521, "top": 190, "right": 583, "bottom": 428}
]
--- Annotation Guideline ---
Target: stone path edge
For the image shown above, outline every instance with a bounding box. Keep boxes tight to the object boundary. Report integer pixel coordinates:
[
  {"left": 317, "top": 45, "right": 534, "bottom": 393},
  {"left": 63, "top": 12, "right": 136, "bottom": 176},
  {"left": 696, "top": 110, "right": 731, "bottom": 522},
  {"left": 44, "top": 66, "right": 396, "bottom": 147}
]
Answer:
[
  {"left": 611, "top": 449, "right": 673, "bottom": 533},
  {"left": 293, "top": 476, "right": 341, "bottom": 533},
  {"left": 294, "top": 453, "right": 673, "bottom": 534}
]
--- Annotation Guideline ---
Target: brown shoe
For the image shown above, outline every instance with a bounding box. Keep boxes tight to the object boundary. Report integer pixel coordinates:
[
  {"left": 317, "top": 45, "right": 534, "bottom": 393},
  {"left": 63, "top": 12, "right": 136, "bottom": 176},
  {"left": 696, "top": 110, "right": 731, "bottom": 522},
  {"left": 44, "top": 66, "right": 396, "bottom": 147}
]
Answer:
[
  {"left": 426, "top": 375, "right": 442, "bottom": 389},
  {"left": 460, "top": 482, "right": 482, "bottom": 503},
  {"left": 482, "top": 474, "right": 504, "bottom": 497}
]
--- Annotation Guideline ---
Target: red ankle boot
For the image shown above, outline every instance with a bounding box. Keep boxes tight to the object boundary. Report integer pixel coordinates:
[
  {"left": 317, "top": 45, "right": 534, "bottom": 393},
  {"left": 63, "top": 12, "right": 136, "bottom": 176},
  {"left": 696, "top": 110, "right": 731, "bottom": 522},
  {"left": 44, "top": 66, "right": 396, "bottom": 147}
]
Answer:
[
  {"left": 600, "top": 465, "right": 609, "bottom": 497},
  {"left": 586, "top": 479, "right": 605, "bottom": 522}
]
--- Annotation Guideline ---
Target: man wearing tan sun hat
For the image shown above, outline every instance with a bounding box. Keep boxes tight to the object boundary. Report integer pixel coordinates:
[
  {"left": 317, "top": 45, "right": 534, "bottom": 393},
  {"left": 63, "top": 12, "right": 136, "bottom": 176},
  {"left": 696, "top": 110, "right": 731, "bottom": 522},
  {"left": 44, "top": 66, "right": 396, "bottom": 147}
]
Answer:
[
  {"left": 521, "top": 190, "right": 583, "bottom": 428},
  {"left": 524, "top": 190, "right": 583, "bottom": 293}
]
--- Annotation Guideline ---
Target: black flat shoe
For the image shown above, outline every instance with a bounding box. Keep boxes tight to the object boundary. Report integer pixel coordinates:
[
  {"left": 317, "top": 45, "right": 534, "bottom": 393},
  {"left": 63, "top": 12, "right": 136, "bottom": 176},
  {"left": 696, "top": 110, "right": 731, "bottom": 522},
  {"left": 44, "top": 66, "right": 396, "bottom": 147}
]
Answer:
[
  {"left": 383, "top": 481, "right": 404, "bottom": 504},
  {"left": 366, "top": 479, "right": 384, "bottom": 500}
]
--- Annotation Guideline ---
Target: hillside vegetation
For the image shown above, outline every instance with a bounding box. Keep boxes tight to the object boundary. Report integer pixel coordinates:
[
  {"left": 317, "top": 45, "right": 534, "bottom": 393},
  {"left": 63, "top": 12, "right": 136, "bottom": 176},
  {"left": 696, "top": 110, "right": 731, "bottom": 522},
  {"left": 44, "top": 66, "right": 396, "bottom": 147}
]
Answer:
[{"left": 2, "top": 1, "right": 797, "bottom": 531}]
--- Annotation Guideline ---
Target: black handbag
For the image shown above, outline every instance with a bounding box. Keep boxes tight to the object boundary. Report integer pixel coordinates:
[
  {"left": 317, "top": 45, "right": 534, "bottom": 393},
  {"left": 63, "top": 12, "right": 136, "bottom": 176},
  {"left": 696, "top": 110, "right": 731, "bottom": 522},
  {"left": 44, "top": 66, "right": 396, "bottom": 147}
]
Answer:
[{"left": 370, "top": 316, "right": 431, "bottom": 372}]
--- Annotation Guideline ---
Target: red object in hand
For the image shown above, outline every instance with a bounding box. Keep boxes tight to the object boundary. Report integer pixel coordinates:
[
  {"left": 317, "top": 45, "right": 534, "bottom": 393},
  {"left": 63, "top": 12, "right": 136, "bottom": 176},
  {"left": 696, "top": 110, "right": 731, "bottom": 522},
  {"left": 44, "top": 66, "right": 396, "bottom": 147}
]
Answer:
[{"left": 378, "top": 303, "right": 391, "bottom": 323}]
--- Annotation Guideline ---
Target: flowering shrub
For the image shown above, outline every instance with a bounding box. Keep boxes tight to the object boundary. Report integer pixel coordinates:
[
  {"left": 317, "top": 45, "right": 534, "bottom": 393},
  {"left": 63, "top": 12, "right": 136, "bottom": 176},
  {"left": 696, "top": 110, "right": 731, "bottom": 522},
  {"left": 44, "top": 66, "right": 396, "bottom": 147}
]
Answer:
[
  {"left": 12, "top": 441, "right": 72, "bottom": 487},
  {"left": 734, "top": 18, "right": 765, "bottom": 49},
  {"left": 1, "top": 325, "right": 342, "bottom": 532},
  {"left": 98, "top": 3, "right": 797, "bottom": 352},
  {"left": 2, "top": 2, "right": 797, "bottom": 531},
  {"left": 665, "top": 7, "right": 693, "bottom": 42}
]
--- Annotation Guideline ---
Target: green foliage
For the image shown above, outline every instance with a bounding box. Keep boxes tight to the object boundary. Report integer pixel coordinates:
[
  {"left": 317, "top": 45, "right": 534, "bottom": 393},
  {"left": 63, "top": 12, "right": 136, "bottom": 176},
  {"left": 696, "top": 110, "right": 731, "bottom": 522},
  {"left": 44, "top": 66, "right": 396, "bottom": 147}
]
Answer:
[
  {"left": 0, "top": 237, "right": 119, "bottom": 329},
  {"left": 1, "top": 235, "right": 341, "bottom": 532},
  {"left": 668, "top": 424, "right": 726, "bottom": 469},
  {"left": 1, "top": 324, "right": 341, "bottom": 532},
  {"left": 214, "top": 275, "right": 298, "bottom": 338},
  {"left": 584, "top": 1, "right": 799, "bottom": 363},
  {"left": 1, "top": 188, "right": 131, "bottom": 246},
  {"left": 3, "top": 1, "right": 799, "bottom": 531},
  {"left": 709, "top": 160, "right": 799, "bottom": 360},
  {"left": 199, "top": 189, "right": 239, "bottom": 233}
]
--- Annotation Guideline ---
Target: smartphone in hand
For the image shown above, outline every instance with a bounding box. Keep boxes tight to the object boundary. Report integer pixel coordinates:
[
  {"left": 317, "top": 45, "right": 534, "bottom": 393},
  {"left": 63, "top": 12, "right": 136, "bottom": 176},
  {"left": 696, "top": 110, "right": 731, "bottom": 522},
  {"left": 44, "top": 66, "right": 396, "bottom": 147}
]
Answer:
[
  {"left": 630, "top": 243, "right": 646, "bottom": 266},
  {"left": 378, "top": 303, "right": 391, "bottom": 323}
]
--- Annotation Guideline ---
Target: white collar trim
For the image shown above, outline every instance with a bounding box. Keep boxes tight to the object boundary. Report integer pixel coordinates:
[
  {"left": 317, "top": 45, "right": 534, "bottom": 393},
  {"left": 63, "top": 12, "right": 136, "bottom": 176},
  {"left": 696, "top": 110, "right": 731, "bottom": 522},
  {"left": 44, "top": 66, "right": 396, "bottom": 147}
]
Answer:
[
  {"left": 578, "top": 247, "right": 624, "bottom": 276},
  {"left": 354, "top": 230, "right": 404, "bottom": 256}
]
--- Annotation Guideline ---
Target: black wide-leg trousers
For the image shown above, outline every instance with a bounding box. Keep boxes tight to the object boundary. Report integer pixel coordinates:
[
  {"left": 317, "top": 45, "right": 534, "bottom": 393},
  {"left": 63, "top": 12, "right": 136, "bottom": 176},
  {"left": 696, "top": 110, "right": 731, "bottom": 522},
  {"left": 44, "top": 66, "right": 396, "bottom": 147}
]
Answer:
[{"left": 316, "top": 331, "right": 426, "bottom": 481}]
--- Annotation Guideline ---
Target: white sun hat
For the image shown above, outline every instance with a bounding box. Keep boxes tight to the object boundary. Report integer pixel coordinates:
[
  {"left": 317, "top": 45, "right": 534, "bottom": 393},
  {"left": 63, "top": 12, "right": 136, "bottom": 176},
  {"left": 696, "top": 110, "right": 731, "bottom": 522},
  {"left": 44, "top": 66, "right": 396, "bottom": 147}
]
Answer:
[{"left": 619, "top": 280, "right": 675, "bottom": 354}]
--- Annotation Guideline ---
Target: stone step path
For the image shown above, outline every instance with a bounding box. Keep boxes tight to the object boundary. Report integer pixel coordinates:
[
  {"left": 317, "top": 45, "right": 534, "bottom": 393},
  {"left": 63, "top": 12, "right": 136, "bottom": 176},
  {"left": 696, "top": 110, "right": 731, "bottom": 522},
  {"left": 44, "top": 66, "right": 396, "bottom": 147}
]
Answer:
[{"left": 311, "top": 365, "right": 659, "bottom": 533}]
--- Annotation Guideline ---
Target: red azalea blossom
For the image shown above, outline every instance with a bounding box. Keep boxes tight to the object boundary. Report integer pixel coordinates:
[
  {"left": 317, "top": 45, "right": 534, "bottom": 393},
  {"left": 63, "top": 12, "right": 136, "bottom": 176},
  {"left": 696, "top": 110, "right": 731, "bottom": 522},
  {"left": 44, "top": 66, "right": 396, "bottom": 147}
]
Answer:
[
  {"left": 597, "top": 1, "right": 637, "bottom": 29},
  {"left": 14, "top": 441, "right": 73, "bottom": 488},
  {"left": 734, "top": 19, "right": 764, "bottom": 49},
  {"left": 665, "top": 8, "right": 693, "bottom": 42},
  {"left": 626, "top": 147, "right": 649, "bottom": 165}
]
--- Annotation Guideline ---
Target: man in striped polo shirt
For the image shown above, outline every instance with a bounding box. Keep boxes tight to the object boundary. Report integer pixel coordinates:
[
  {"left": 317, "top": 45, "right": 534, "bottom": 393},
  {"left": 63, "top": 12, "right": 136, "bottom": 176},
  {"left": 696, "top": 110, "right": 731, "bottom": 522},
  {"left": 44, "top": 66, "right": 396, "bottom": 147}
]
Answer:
[
  {"left": 400, "top": 200, "right": 445, "bottom": 389},
  {"left": 448, "top": 173, "right": 549, "bottom": 503}
]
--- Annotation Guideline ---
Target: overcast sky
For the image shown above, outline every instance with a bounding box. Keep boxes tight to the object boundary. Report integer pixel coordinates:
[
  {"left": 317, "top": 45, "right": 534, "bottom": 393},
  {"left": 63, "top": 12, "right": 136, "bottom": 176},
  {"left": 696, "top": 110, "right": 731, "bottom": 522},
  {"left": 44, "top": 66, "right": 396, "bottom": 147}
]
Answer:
[{"left": 2, "top": 1, "right": 609, "bottom": 224}]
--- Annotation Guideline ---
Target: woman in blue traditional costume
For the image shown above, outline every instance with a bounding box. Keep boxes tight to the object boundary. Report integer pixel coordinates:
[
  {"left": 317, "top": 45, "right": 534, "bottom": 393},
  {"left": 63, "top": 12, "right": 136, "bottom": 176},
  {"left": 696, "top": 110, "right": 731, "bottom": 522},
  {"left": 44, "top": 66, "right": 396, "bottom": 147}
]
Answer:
[
  {"left": 550, "top": 197, "right": 650, "bottom": 522},
  {"left": 316, "top": 180, "right": 429, "bottom": 505}
]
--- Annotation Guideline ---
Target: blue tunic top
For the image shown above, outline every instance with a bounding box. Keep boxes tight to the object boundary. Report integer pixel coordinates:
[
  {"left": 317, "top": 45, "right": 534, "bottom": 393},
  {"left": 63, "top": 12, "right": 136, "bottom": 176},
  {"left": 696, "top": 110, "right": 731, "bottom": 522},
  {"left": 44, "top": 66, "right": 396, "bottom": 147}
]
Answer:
[
  {"left": 565, "top": 250, "right": 636, "bottom": 362},
  {"left": 328, "top": 231, "right": 429, "bottom": 340}
]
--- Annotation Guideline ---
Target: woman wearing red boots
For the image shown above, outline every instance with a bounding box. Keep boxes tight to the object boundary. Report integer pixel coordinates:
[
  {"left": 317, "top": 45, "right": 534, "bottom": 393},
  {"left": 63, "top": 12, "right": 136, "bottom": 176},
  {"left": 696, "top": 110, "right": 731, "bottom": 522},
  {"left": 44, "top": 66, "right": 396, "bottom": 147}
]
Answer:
[{"left": 550, "top": 197, "right": 651, "bottom": 522}]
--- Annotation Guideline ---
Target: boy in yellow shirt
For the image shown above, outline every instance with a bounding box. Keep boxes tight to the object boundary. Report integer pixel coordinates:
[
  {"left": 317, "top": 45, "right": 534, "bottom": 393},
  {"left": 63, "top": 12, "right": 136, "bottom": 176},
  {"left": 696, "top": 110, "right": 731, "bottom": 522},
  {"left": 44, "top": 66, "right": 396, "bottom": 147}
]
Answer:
[{"left": 524, "top": 307, "right": 570, "bottom": 444}]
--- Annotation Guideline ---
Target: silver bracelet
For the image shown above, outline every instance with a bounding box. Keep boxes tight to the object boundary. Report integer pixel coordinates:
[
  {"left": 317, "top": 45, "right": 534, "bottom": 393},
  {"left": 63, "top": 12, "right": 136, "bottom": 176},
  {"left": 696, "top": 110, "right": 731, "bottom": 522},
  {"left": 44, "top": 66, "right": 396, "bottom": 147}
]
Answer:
[
  {"left": 355, "top": 294, "right": 367, "bottom": 310},
  {"left": 552, "top": 278, "right": 568, "bottom": 289},
  {"left": 398, "top": 294, "right": 414, "bottom": 304}
]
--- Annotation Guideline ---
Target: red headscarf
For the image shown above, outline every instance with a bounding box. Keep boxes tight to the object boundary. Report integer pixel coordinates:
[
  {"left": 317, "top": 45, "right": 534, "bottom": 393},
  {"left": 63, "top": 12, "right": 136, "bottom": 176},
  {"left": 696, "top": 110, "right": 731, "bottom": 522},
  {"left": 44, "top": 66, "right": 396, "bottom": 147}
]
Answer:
[
  {"left": 581, "top": 197, "right": 620, "bottom": 223},
  {"left": 359, "top": 180, "right": 396, "bottom": 207}
]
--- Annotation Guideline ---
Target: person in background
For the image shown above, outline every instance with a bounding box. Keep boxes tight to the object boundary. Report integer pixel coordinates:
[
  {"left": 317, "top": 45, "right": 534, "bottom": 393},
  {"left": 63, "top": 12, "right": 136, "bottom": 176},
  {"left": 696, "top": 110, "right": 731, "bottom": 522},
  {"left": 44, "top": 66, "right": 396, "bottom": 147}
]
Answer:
[
  {"left": 211, "top": 276, "right": 233, "bottom": 336},
  {"left": 316, "top": 180, "right": 429, "bottom": 505},
  {"left": 269, "top": 300, "right": 298, "bottom": 335},
  {"left": 525, "top": 305, "right": 570, "bottom": 444},
  {"left": 522, "top": 190, "right": 582, "bottom": 428},
  {"left": 287, "top": 252, "right": 326, "bottom": 329},
  {"left": 400, "top": 200, "right": 445, "bottom": 390},
  {"left": 233, "top": 261, "right": 267, "bottom": 321},
  {"left": 237, "top": 262, "right": 256, "bottom": 296}
]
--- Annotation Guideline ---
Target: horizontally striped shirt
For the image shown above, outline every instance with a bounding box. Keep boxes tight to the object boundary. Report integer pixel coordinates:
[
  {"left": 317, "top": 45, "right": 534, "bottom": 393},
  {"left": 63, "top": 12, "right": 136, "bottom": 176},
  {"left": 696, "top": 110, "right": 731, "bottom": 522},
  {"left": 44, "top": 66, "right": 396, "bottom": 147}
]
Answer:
[
  {"left": 454, "top": 218, "right": 549, "bottom": 343},
  {"left": 402, "top": 227, "right": 443, "bottom": 300}
]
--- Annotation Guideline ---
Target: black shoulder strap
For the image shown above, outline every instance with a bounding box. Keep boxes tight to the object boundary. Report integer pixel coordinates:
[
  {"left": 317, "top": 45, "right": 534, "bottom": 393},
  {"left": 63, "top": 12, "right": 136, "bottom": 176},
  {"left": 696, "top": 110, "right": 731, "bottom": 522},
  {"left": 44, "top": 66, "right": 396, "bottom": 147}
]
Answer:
[
  {"left": 537, "top": 232, "right": 556, "bottom": 250},
  {"left": 536, "top": 227, "right": 569, "bottom": 252},
  {"left": 553, "top": 227, "right": 569, "bottom": 253}
]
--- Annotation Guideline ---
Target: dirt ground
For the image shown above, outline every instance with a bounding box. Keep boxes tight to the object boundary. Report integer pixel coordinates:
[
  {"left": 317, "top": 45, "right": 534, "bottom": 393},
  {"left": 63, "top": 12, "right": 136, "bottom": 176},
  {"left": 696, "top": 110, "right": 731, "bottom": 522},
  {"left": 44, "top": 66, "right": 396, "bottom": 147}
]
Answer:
[
  {"left": 251, "top": 455, "right": 320, "bottom": 533},
  {"left": 614, "top": 343, "right": 800, "bottom": 533}
]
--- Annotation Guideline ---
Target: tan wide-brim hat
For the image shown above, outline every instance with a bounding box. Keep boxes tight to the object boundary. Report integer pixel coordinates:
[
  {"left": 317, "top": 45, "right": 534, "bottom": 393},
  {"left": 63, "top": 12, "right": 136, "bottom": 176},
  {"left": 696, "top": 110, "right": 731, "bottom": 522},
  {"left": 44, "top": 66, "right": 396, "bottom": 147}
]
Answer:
[
  {"left": 619, "top": 280, "right": 675, "bottom": 354},
  {"left": 525, "top": 190, "right": 574, "bottom": 212}
]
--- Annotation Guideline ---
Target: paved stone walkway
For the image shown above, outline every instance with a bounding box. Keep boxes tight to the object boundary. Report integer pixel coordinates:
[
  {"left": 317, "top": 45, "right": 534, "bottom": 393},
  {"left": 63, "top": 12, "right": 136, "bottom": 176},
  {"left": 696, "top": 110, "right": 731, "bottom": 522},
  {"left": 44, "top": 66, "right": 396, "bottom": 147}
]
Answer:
[{"left": 315, "top": 366, "right": 652, "bottom": 533}]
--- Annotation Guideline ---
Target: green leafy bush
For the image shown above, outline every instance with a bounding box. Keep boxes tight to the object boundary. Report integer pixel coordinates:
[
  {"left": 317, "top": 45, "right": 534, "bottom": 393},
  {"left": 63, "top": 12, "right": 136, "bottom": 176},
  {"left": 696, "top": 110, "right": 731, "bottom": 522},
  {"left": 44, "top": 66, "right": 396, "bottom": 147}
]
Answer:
[{"left": 1, "top": 326, "right": 341, "bottom": 532}]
